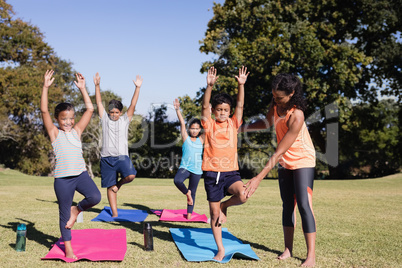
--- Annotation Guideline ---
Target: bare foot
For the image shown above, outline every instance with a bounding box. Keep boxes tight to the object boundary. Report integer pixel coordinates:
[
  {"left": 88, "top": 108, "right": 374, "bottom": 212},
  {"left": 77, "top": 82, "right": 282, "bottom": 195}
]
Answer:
[
  {"left": 219, "top": 203, "right": 227, "bottom": 224},
  {"left": 65, "top": 206, "right": 80, "bottom": 229},
  {"left": 186, "top": 213, "right": 192, "bottom": 220},
  {"left": 277, "top": 248, "right": 292, "bottom": 260},
  {"left": 186, "top": 190, "right": 193, "bottom": 205},
  {"left": 213, "top": 249, "right": 225, "bottom": 261},
  {"left": 301, "top": 256, "right": 315, "bottom": 267},
  {"left": 64, "top": 241, "right": 78, "bottom": 260}
]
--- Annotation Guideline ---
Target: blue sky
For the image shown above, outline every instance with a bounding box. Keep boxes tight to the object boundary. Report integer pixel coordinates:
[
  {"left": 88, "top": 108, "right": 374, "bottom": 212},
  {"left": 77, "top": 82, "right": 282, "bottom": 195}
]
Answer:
[{"left": 7, "top": 0, "right": 224, "bottom": 117}]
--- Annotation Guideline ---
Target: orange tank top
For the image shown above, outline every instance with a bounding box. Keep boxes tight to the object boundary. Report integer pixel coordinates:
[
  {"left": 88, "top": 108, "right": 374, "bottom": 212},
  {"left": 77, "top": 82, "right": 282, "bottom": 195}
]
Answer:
[{"left": 274, "top": 106, "right": 316, "bottom": 170}]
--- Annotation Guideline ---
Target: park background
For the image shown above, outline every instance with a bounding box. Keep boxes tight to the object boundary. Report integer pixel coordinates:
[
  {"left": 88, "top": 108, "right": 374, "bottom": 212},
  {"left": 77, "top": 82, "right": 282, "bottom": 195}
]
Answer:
[
  {"left": 0, "top": 0, "right": 401, "bottom": 267},
  {"left": 0, "top": 0, "right": 400, "bottom": 180}
]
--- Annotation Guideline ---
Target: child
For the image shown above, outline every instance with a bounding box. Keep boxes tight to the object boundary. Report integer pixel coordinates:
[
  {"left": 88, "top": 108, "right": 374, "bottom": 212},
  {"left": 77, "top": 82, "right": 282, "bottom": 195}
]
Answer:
[
  {"left": 242, "top": 73, "right": 316, "bottom": 267},
  {"left": 94, "top": 72, "right": 142, "bottom": 217},
  {"left": 201, "top": 66, "right": 250, "bottom": 261},
  {"left": 173, "top": 98, "right": 204, "bottom": 220},
  {"left": 41, "top": 70, "right": 101, "bottom": 259}
]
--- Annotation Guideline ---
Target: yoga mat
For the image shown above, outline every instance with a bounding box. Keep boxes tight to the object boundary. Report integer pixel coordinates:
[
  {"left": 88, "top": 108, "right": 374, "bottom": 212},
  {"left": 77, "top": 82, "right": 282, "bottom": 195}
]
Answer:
[
  {"left": 42, "top": 229, "right": 126, "bottom": 263},
  {"left": 160, "top": 209, "right": 208, "bottom": 223},
  {"left": 170, "top": 228, "right": 259, "bottom": 263},
  {"left": 91, "top": 206, "right": 148, "bottom": 222},
  {"left": 150, "top": 209, "right": 163, "bottom": 217}
]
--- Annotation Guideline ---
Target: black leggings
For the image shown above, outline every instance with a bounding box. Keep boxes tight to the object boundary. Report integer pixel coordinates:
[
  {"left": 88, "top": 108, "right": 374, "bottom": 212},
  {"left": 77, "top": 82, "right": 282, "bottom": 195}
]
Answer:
[
  {"left": 278, "top": 166, "right": 316, "bottom": 233},
  {"left": 173, "top": 168, "right": 201, "bottom": 214}
]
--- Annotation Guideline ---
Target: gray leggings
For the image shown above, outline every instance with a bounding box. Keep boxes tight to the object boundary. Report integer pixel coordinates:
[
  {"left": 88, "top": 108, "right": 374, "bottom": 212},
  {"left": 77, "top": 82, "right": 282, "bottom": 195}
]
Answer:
[
  {"left": 173, "top": 168, "right": 201, "bottom": 214},
  {"left": 54, "top": 171, "right": 101, "bottom": 241},
  {"left": 278, "top": 166, "right": 316, "bottom": 233}
]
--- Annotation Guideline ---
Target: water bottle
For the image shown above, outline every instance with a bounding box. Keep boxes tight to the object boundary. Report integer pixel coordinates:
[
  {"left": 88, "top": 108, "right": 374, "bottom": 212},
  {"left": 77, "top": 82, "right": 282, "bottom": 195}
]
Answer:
[
  {"left": 143, "top": 222, "right": 154, "bottom": 251},
  {"left": 15, "top": 223, "right": 27, "bottom": 252}
]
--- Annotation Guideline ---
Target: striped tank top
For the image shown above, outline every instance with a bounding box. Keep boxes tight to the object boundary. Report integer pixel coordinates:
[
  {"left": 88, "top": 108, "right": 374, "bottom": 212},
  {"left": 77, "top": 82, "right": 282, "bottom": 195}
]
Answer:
[{"left": 52, "top": 128, "right": 86, "bottom": 178}]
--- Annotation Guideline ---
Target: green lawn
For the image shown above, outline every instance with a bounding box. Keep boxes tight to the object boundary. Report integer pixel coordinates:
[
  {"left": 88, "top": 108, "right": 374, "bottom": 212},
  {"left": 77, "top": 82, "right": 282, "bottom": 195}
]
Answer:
[{"left": 0, "top": 169, "right": 401, "bottom": 267}]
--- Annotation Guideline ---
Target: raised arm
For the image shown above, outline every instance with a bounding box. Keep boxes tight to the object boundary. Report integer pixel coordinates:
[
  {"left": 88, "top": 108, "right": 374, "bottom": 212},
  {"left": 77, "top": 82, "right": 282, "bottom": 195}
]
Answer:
[
  {"left": 93, "top": 72, "right": 105, "bottom": 118},
  {"left": 234, "top": 66, "right": 250, "bottom": 125},
  {"left": 239, "top": 99, "right": 274, "bottom": 133},
  {"left": 127, "top": 75, "right": 143, "bottom": 120},
  {"left": 73, "top": 73, "right": 94, "bottom": 137},
  {"left": 41, "top": 70, "right": 58, "bottom": 142},
  {"left": 244, "top": 109, "right": 305, "bottom": 198},
  {"left": 174, "top": 98, "right": 188, "bottom": 142},
  {"left": 202, "top": 67, "right": 219, "bottom": 119}
]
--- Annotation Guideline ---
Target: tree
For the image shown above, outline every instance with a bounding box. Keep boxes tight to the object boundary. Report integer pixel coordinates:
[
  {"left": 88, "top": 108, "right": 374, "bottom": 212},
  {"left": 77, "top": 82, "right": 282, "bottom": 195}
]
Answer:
[
  {"left": 131, "top": 105, "right": 181, "bottom": 178},
  {"left": 0, "top": 0, "right": 78, "bottom": 174},
  {"left": 340, "top": 99, "right": 400, "bottom": 177},
  {"left": 192, "top": 0, "right": 401, "bottom": 178}
]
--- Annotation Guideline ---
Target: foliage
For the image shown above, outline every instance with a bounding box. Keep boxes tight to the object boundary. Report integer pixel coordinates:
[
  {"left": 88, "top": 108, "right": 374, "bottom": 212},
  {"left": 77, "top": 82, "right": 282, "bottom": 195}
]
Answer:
[
  {"left": 131, "top": 105, "right": 181, "bottom": 178},
  {"left": 0, "top": 0, "right": 78, "bottom": 175},
  {"left": 340, "top": 99, "right": 400, "bottom": 177},
  {"left": 191, "top": 0, "right": 402, "bottom": 178}
]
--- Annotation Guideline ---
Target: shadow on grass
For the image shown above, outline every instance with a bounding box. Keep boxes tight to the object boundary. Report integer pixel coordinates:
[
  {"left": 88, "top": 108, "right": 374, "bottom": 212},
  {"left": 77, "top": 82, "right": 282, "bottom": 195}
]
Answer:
[
  {"left": 0, "top": 218, "right": 58, "bottom": 250},
  {"left": 113, "top": 202, "right": 280, "bottom": 257}
]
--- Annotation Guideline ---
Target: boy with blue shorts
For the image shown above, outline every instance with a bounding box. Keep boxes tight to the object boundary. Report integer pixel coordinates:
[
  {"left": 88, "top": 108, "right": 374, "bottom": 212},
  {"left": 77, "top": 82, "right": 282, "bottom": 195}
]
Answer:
[
  {"left": 201, "top": 66, "right": 250, "bottom": 261},
  {"left": 94, "top": 72, "right": 143, "bottom": 217}
]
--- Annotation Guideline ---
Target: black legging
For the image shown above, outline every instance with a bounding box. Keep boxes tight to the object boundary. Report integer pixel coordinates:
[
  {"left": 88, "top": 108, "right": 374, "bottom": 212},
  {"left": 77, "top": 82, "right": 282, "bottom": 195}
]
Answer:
[
  {"left": 173, "top": 168, "right": 201, "bottom": 214},
  {"left": 278, "top": 166, "right": 316, "bottom": 233}
]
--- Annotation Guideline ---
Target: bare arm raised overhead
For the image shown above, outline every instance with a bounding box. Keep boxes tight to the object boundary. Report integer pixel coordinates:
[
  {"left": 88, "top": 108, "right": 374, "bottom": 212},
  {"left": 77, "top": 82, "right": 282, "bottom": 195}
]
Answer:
[
  {"left": 234, "top": 66, "right": 250, "bottom": 125},
  {"left": 93, "top": 72, "right": 105, "bottom": 118},
  {"left": 73, "top": 73, "right": 94, "bottom": 137},
  {"left": 174, "top": 98, "right": 188, "bottom": 142},
  {"left": 127, "top": 75, "right": 143, "bottom": 121},
  {"left": 41, "top": 70, "right": 58, "bottom": 142},
  {"left": 201, "top": 67, "right": 219, "bottom": 120}
]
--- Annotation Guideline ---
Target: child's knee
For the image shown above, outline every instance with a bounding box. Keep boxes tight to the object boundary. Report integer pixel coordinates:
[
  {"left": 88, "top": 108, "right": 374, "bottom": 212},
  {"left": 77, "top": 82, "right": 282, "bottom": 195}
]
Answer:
[
  {"left": 126, "top": 175, "right": 135, "bottom": 182},
  {"left": 239, "top": 194, "right": 248, "bottom": 204},
  {"left": 91, "top": 191, "right": 102, "bottom": 205}
]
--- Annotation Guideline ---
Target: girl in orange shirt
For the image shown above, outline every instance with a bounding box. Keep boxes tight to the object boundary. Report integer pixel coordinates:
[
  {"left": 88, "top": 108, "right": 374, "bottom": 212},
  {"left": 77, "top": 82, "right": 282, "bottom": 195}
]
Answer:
[{"left": 242, "top": 73, "right": 316, "bottom": 267}]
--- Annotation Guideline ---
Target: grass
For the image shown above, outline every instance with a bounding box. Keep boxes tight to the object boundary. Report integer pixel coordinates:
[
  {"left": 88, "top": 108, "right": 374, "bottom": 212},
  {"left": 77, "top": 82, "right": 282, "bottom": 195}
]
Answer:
[{"left": 0, "top": 169, "right": 401, "bottom": 267}]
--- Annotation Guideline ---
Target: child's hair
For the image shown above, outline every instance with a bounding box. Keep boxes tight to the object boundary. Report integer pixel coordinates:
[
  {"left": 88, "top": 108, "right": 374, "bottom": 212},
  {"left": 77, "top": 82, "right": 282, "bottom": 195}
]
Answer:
[
  {"left": 272, "top": 73, "right": 307, "bottom": 111},
  {"left": 108, "top": 99, "right": 123, "bottom": 112},
  {"left": 187, "top": 118, "right": 203, "bottom": 137},
  {"left": 211, "top": 93, "right": 233, "bottom": 109},
  {"left": 54, "top": 103, "right": 74, "bottom": 118}
]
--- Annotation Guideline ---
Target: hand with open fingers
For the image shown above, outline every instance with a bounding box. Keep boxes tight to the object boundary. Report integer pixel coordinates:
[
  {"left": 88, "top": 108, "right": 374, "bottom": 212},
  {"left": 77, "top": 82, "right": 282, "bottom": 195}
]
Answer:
[
  {"left": 133, "top": 75, "right": 143, "bottom": 88},
  {"left": 207, "top": 66, "right": 219, "bottom": 86},
  {"left": 44, "top": 70, "right": 55, "bottom": 88},
  {"left": 93, "top": 72, "right": 100, "bottom": 86},
  {"left": 74, "top": 73, "right": 86, "bottom": 89},
  {"left": 173, "top": 98, "right": 180, "bottom": 110},
  {"left": 244, "top": 177, "right": 261, "bottom": 198},
  {"left": 235, "top": 66, "right": 250, "bottom": 85}
]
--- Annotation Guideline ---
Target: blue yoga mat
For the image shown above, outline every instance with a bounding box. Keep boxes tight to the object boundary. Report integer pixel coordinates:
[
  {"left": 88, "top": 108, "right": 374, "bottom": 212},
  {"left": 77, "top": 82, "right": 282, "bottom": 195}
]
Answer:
[
  {"left": 170, "top": 228, "right": 259, "bottom": 263},
  {"left": 91, "top": 206, "right": 148, "bottom": 222}
]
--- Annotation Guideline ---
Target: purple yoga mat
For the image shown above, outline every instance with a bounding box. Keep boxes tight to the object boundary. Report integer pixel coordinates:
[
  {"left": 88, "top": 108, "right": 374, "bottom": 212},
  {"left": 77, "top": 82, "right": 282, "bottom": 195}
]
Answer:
[{"left": 42, "top": 229, "right": 127, "bottom": 263}]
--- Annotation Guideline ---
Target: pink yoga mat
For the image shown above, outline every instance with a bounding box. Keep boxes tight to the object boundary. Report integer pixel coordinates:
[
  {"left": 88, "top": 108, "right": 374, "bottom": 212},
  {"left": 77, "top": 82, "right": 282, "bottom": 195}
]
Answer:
[
  {"left": 159, "top": 209, "right": 208, "bottom": 223},
  {"left": 42, "top": 229, "right": 126, "bottom": 263}
]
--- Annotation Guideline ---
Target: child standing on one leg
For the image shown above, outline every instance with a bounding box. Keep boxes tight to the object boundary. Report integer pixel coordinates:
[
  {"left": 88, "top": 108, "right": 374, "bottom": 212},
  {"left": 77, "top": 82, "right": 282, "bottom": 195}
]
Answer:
[
  {"left": 94, "top": 72, "right": 142, "bottom": 217},
  {"left": 173, "top": 98, "right": 204, "bottom": 220},
  {"left": 201, "top": 66, "right": 250, "bottom": 261},
  {"left": 242, "top": 73, "right": 317, "bottom": 267},
  {"left": 41, "top": 70, "right": 101, "bottom": 259}
]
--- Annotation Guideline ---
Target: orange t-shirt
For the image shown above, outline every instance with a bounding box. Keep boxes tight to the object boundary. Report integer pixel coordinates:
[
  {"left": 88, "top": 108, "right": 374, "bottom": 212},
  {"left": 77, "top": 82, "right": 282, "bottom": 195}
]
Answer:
[
  {"left": 201, "top": 115, "right": 242, "bottom": 172},
  {"left": 274, "top": 106, "right": 316, "bottom": 170}
]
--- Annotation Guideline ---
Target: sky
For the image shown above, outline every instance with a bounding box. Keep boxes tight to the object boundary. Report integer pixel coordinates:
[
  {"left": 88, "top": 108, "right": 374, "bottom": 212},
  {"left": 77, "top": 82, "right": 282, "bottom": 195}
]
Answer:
[{"left": 7, "top": 0, "right": 224, "bottom": 118}]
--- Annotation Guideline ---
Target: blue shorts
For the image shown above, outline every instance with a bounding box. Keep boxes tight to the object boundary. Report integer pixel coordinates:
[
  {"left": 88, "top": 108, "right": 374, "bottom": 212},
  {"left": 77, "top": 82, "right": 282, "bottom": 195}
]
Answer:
[
  {"left": 204, "top": 171, "right": 242, "bottom": 202},
  {"left": 100, "top": 156, "right": 137, "bottom": 188}
]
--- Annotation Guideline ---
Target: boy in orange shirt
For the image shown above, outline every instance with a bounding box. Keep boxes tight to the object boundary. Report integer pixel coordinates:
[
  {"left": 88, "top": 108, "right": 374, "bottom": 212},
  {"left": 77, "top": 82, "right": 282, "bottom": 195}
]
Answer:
[{"left": 201, "top": 66, "right": 250, "bottom": 261}]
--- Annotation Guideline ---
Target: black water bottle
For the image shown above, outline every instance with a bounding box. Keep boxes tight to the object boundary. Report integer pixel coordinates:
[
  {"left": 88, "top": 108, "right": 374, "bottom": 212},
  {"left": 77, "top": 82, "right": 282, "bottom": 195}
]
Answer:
[{"left": 143, "top": 222, "right": 154, "bottom": 251}]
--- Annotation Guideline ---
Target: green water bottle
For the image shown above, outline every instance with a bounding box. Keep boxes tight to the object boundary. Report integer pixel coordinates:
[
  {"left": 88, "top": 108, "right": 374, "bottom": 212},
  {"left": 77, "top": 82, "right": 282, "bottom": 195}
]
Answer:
[{"left": 15, "top": 223, "right": 27, "bottom": 252}]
